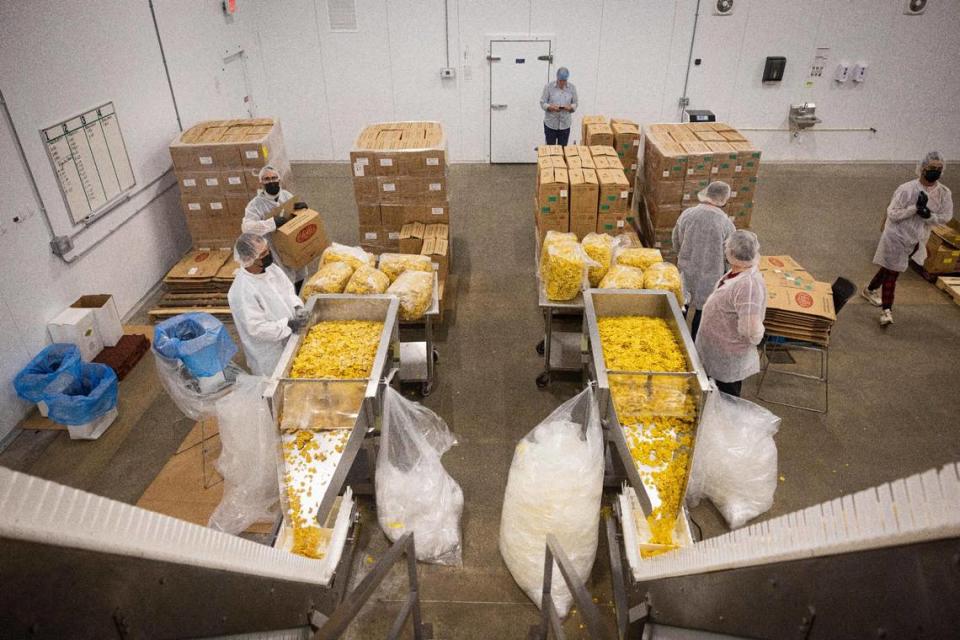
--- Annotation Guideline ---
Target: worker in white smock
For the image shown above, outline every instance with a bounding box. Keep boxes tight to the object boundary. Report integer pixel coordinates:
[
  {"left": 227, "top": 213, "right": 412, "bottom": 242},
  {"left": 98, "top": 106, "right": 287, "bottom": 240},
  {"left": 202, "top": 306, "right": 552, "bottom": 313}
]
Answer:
[
  {"left": 861, "top": 151, "right": 953, "bottom": 326},
  {"left": 228, "top": 233, "right": 309, "bottom": 376},
  {"left": 243, "top": 165, "right": 309, "bottom": 292},
  {"left": 672, "top": 180, "right": 736, "bottom": 340},
  {"left": 695, "top": 230, "right": 767, "bottom": 398}
]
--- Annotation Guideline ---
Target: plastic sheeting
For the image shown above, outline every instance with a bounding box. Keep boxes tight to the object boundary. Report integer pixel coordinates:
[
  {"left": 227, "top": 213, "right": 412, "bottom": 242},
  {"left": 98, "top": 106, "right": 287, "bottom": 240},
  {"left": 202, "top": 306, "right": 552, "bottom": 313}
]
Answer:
[
  {"left": 41, "top": 363, "right": 118, "bottom": 426},
  {"left": 376, "top": 387, "right": 463, "bottom": 565},
  {"left": 208, "top": 375, "right": 280, "bottom": 534},
  {"left": 686, "top": 391, "right": 780, "bottom": 528},
  {"left": 154, "top": 354, "right": 241, "bottom": 421},
  {"left": 14, "top": 344, "right": 82, "bottom": 403},
  {"left": 153, "top": 313, "right": 237, "bottom": 377},
  {"left": 499, "top": 387, "right": 604, "bottom": 617}
]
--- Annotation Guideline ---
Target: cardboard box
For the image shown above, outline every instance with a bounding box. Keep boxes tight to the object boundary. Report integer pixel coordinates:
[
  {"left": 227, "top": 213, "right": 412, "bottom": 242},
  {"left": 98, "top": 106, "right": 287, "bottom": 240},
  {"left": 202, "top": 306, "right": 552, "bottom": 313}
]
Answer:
[
  {"left": 566, "top": 156, "right": 583, "bottom": 170},
  {"left": 359, "top": 225, "right": 383, "bottom": 247},
  {"left": 563, "top": 145, "right": 582, "bottom": 159},
  {"left": 350, "top": 150, "right": 376, "bottom": 177},
  {"left": 381, "top": 224, "right": 402, "bottom": 252},
  {"left": 585, "top": 122, "right": 614, "bottom": 147},
  {"left": 590, "top": 145, "right": 619, "bottom": 159},
  {"left": 645, "top": 179, "right": 684, "bottom": 207},
  {"left": 569, "top": 168, "right": 599, "bottom": 215},
  {"left": 270, "top": 204, "right": 330, "bottom": 270},
  {"left": 765, "top": 280, "right": 836, "bottom": 321},
  {"left": 597, "top": 169, "right": 630, "bottom": 214},
  {"left": 421, "top": 236, "right": 450, "bottom": 282},
  {"left": 707, "top": 142, "right": 738, "bottom": 179},
  {"left": 537, "top": 166, "right": 569, "bottom": 214},
  {"left": 358, "top": 204, "right": 382, "bottom": 226},
  {"left": 646, "top": 199, "right": 684, "bottom": 230},
  {"left": 377, "top": 177, "right": 447, "bottom": 204},
  {"left": 760, "top": 255, "right": 806, "bottom": 272},
  {"left": 395, "top": 204, "right": 450, "bottom": 224},
  {"left": 535, "top": 197, "right": 569, "bottom": 238},
  {"left": 176, "top": 173, "right": 206, "bottom": 197},
  {"left": 170, "top": 119, "right": 288, "bottom": 171},
  {"left": 399, "top": 221, "right": 424, "bottom": 253},
  {"left": 612, "top": 121, "right": 641, "bottom": 161},
  {"left": 581, "top": 116, "right": 607, "bottom": 144},
  {"left": 924, "top": 225, "right": 960, "bottom": 273},
  {"left": 225, "top": 193, "right": 249, "bottom": 219},
  {"left": 570, "top": 215, "right": 597, "bottom": 239},
  {"left": 643, "top": 136, "right": 688, "bottom": 181},
  {"left": 379, "top": 203, "right": 404, "bottom": 227},
  {"left": 732, "top": 175, "right": 759, "bottom": 200},
  {"left": 680, "top": 142, "right": 713, "bottom": 178},
  {"left": 593, "top": 156, "right": 624, "bottom": 170},
  {"left": 538, "top": 145, "right": 565, "bottom": 157},
  {"left": 681, "top": 177, "right": 711, "bottom": 206},
  {"left": 48, "top": 307, "right": 104, "bottom": 362},
  {"left": 70, "top": 295, "right": 122, "bottom": 348},
  {"left": 220, "top": 168, "right": 250, "bottom": 192},
  {"left": 353, "top": 176, "right": 380, "bottom": 204},
  {"left": 729, "top": 142, "right": 762, "bottom": 176},
  {"left": 596, "top": 212, "right": 628, "bottom": 235}
]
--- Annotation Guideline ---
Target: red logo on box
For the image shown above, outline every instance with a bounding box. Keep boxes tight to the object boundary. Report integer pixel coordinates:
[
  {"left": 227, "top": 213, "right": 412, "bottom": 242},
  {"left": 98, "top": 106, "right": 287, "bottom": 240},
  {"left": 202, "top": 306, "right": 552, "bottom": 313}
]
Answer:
[
  {"left": 195, "top": 252, "right": 209, "bottom": 262},
  {"left": 768, "top": 257, "right": 785, "bottom": 267},
  {"left": 795, "top": 292, "right": 814, "bottom": 308},
  {"left": 297, "top": 224, "right": 317, "bottom": 243}
]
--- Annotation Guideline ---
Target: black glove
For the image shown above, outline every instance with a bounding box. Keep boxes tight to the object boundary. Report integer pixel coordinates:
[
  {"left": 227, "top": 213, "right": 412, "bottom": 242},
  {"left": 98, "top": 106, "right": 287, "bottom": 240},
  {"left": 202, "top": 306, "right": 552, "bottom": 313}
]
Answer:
[
  {"left": 274, "top": 213, "right": 290, "bottom": 228},
  {"left": 917, "top": 191, "right": 928, "bottom": 209},
  {"left": 918, "top": 207, "right": 931, "bottom": 219},
  {"left": 293, "top": 201, "right": 308, "bottom": 211},
  {"left": 287, "top": 316, "right": 305, "bottom": 333}
]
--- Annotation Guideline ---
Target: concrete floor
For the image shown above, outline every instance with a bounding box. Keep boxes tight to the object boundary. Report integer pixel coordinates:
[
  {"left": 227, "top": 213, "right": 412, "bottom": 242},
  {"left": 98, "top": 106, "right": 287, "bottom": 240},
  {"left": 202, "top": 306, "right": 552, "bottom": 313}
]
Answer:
[{"left": 3, "top": 162, "right": 959, "bottom": 638}]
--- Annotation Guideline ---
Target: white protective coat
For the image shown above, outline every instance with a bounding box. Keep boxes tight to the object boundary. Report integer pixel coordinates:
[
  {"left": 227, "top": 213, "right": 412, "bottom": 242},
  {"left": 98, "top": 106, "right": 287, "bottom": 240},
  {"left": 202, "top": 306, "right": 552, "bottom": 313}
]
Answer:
[
  {"left": 242, "top": 189, "right": 309, "bottom": 283},
  {"left": 695, "top": 266, "right": 767, "bottom": 384},
  {"left": 672, "top": 204, "right": 736, "bottom": 309},
  {"left": 227, "top": 264, "right": 301, "bottom": 376},
  {"left": 873, "top": 179, "right": 954, "bottom": 272}
]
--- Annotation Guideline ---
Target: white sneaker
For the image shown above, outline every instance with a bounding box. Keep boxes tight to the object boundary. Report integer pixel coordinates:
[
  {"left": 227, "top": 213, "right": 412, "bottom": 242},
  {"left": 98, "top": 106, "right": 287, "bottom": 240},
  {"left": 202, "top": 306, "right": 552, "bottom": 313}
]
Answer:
[
  {"left": 879, "top": 309, "right": 894, "bottom": 326},
  {"left": 861, "top": 286, "right": 882, "bottom": 307}
]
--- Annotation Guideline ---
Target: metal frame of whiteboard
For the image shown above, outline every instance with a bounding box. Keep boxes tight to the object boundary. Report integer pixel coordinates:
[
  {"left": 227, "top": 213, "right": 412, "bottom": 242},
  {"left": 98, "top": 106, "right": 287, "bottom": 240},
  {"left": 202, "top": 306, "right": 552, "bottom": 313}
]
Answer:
[
  {"left": 39, "top": 101, "right": 136, "bottom": 226},
  {"left": 265, "top": 294, "right": 400, "bottom": 527},
  {"left": 583, "top": 289, "right": 711, "bottom": 517}
]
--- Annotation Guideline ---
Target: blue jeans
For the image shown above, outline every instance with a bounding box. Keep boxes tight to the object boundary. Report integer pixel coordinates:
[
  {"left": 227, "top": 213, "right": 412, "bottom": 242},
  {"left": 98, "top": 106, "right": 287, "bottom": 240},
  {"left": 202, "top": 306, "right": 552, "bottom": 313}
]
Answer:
[{"left": 544, "top": 124, "right": 570, "bottom": 146}]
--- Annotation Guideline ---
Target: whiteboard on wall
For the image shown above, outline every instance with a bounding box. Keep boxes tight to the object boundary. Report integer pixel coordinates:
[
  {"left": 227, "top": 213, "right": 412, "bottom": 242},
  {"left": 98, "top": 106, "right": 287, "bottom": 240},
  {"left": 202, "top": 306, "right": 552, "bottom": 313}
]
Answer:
[{"left": 41, "top": 102, "right": 136, "bottom": 225}]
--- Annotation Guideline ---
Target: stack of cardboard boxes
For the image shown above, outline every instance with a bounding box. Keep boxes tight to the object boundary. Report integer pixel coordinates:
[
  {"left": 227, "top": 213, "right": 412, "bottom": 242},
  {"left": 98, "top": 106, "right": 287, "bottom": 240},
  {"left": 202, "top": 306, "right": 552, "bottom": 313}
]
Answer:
[
  {"left": 534, "top": 144, "right": 633, "bottom": 242},
  {"left": 169, "top": 119, "right": 292, "bottom": 247},
  {"left": 641, "top": 122, "right": 761, "bottom": 261},
  {"left": 922, "top": 220, "right": 960, "bottom": 275},
  {"left": 350, "top": 122, "right": 451, "bottom": 284}
]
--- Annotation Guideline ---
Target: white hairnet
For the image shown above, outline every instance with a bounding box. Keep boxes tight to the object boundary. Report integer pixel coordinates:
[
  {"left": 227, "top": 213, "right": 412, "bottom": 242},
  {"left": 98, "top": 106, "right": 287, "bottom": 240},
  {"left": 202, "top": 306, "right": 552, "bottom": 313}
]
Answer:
[
  {"left": 698, "top": 181, "right": 732, "bottom": 207},
  {"left": 234, "top": 233, "right": 268, "bottom": 268},
  {"left": 918, "top": 151, "right": 945, "bottom": 175},
  {"left": 258, "top": 164, "right": 280, "bottom": 181},
  {"left": 725, "top": 230, "right": 760, "bottom": 268}
]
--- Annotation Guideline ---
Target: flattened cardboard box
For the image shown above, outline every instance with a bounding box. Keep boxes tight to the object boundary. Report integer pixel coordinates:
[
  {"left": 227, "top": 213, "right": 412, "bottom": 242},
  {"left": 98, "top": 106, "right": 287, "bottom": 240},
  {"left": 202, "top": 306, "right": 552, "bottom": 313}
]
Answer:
[
  {"left": 759, "top": 255, "right": 805, "bottom": 272},
  {"left": 569, "top": 168, "right": 599, "bottom": 215},
  {"left": 270, "top": 204, "right": 331, "bottom": 270},
  {"left": 765, "top": 280, "right": 836, "bottom": 322}
]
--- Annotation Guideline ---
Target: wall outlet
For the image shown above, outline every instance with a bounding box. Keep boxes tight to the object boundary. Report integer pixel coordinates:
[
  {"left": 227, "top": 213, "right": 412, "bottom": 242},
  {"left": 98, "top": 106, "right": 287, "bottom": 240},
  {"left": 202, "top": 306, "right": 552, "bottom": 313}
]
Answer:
[
  {"left": 852, "top": 63, "right": 868, "bottom": 83},
  {"left": 440, "top": 67, "right": 456, "bottom": 79},
  {"left": 835, "top": 62, "right": 850, "bottom": 83}
]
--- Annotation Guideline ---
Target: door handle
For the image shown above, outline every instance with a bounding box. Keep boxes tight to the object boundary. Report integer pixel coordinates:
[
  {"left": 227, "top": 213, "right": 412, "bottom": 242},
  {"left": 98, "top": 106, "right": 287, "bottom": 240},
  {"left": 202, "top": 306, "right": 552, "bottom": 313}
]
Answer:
[{"left": 491, "top": 104, "right": 507, "bottom": 110}]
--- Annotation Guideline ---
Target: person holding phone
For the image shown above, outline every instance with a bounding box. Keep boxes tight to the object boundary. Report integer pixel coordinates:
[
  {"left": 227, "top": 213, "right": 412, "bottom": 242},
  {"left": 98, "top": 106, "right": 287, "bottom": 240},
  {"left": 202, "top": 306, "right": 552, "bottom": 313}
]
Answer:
[{"left": 540, "top": 67, "right": 578, "bottom": 146}]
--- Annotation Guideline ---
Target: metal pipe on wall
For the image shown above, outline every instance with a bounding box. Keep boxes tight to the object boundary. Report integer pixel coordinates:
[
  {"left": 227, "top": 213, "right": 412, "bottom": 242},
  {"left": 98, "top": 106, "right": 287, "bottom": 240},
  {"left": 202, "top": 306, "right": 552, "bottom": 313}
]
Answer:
[{"left": 677, "top": 0, "right": 703, "bottom": 117}]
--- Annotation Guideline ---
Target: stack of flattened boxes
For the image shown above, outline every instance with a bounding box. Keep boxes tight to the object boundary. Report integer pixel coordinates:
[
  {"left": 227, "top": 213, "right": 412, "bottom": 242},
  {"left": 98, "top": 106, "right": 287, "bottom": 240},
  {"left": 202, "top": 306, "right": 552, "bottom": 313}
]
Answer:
[
  {"left": 641, "top": 122, "right": 761, "bottom": 261},
  {"left": 535, "top": 144, "right": 633, "bottom": 241},
  {"left": 350, "top": 122, "right": 450, "bottom": 281},
  {"left": 169, "top": 119, "right": 292, "bottom": 248}
]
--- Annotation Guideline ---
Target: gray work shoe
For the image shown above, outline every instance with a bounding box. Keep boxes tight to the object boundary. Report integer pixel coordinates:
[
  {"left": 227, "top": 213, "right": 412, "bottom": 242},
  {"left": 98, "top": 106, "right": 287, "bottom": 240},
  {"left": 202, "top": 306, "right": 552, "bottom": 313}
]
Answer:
[
  {"left": 861, "top": 286, "right": 882, "bottom": 307},
  {"left": 879, "top": 309, "right": 894, "bottom": 326}
]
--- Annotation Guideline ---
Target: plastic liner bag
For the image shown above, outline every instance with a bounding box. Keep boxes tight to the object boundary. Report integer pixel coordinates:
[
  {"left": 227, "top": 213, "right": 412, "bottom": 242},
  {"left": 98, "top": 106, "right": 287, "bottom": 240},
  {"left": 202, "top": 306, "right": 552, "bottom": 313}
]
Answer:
[
  {"left": 154, "top": 312, "right": 238, "bottom": 377},
  {"left": 379, "top": 253, "right": 433, "bottom": 283},
  {"left": 301, "top": 261, "right": 354, "bottom": 298},
  {"left": 539, "top": 230, "right": 579, "bottom": 277},
  {"left": 321, "top": 242, "right": 377, "bottom": 270},
  {"left": 615, "top": 247, "right": 664, "bottom": 271},
  {"left": 154, "top": 354, "right": 242, "bottom": 420},
  {"left": 686, "top": 392, "right": 781, "bottom": 529},
  {"left": 599, "top": 264, "right": 645, "bottom": 289},
  {"left": 41, "top": 363, "right": 118, "bottom": 426},
  {"left": 376, "top": 387, "right": 463, "bottom": 565},
  {"left": 209, "top": 374, "right": 280, "bottom": 534},
  {"left": 581, "top": 232, "right": 615, "bottom": 287},
  {"left": 644, "top": 262, "right": 685, "bottom": 306},
  {"left": 541, "top": 238, "right": 599, "bottom": 302},
  {"left": 14, "top": 344, "right": 82, "bottom": 403},
  {"left": 499, "top": 387, "right": 604, "bottom": 618},
  {"left": 344, "top": 265, "right": 390, "bottom": 294},
  {"left": 387, "top": 270, "right": 434, "bottom": 320}
]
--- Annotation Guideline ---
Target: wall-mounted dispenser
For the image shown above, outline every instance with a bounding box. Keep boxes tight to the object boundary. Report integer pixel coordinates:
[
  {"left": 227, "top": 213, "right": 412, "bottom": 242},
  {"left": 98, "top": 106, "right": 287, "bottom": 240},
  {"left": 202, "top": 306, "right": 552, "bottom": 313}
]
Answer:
[{"left": 763, "top": 57, "right": 786, "bottom": 82}]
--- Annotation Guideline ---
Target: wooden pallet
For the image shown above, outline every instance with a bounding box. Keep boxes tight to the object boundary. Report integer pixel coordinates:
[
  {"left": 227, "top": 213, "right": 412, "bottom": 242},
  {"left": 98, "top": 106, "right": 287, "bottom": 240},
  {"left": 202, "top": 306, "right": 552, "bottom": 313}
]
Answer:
[
  {"left": 148, "top": 306, "right": 233, "bottom": 321},
  {"left": 936, "top": 276, "right": 960, "bottom": 306}
]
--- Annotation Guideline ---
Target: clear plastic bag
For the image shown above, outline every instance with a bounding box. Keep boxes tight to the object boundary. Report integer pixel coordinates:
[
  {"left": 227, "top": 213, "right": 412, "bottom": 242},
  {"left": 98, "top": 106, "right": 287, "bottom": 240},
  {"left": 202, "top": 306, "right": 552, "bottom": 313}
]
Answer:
[
  {"left": 499, "top": 387, "right": 604, "bottom": 618},
  {"left": 581, "top": 232, "right": 615, "bottom": 287},
  {"left": 14, "top": 344, "right": 82, "bottom": 403},
  {"left": 643, "top": 262, "right": 685, "bottom": 306},
  {"left": 321, "top": 242, "right": 377, "bottom": 270},
  {"left": 301, "top": 261, "right": 354, "bottom": 298},
  {"left": 539, "top": 230, "right": 579, "bottom": 278},
  {"left": 208, "top": 374, "right": 280, "bottom": 534},
  {"left": 376, "top": 387, "right": 463, "bottom": 565},
  {"left": 344, "top": 265, "right": 391, "bottom": 294},
  {"left": 686, "top": 391, "right": 781, "bottom": 529},
  {"left": 154, "top": 353, "right": 242, "bottom": 420},
  {"left": 378, "top": 253, "right": 433, "bottom": 283},
  {"left": 615, "top": 247, "right": 663, "bottom": 271},
  {"left": 41, "top": 363, "right": 118, "bottom": 426},
  {"left": 387, "top": 270, "right": 434, "bottom": 320},
  {"left": 542, "top": 240, "right": 598, "bottom": 302},
  {"left": 153, "top": 313, "right": 238, "bottom": 377},
  {"left": 599, "top": 264, "right": 645, "bottom": 289}
]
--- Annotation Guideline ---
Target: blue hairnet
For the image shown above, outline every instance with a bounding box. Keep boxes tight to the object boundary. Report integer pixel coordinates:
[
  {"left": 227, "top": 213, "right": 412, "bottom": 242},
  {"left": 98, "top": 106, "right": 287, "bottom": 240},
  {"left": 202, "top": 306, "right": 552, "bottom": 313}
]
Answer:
[{"left": 557, "top": 67, "right": 570, "bottom": 81}]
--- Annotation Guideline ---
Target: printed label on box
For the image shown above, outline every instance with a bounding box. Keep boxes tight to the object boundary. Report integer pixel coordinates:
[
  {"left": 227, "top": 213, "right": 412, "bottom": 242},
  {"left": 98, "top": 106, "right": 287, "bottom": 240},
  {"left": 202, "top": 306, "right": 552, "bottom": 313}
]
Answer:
[
  {"left": 199, "top": 156, "right": 213, "bottom": 165},
  {"left": 617, "top": 220, "right": 625, "bottom": 228},
  {"left": 630, "top": 163, "right": 637, "bottom": 170},
  {"left": 687, "top": 168, "right": 694, "bottom": 175},
  {"left": 205, "top": 178, "right": 219, "bottom": 186},
  {"left": 633, "top": 140, "right": 640, "bottom": 146},
  {"left": 228, "top": 177, "right": 242, "bottom": 185},
  {"left": 731, "top": 191, "right": 738, "bottom": 198},
  {"left": 210, "top": 202, "right": 223, "bottom": 210},
  {"left": 560, "top": 189, "right": 568, "bottom": 198},
  {"left": 388, "top": 232, "right": 400, "bottom": 240},
  {"left": 188, "top": 267, "right": 199, "bottom": 275},
  {"left": 682, "top": 194, "right": 691, "bottom": 201},
  {"left": 426, "top": 157, "right": 440, "bottom": 166},
  {"left": 245, "top": 150, "right": 259, "bottom": 159},
  {"left": 364, "top": 232, "right": 378, "bottom": 240},
  {"left": 711, "top": 167, "right": 719, "bottom": 174},
  {"left": 662, "top": 171, "right": 669, "bottom": 178},
  {"left": 735, "top": 165, "right": 743, "bottom": 173},
  {"left": 188, "top": 203, "right": 201, "bottom": 211},
  {"left": 380, "top": 158, "right": 393, "bottom": 166},
  {"left": 383, "top": 183, "right": 396, "bottom": 192},
  {"left": 620, "top": 190, "right": 628, "bottom": 199},
  {"left": 429, "top": 183, "right": 442, "bottom": 191},
  {"left": 182, "top": 179, "right": 196, "bottom": 187},
  {"left": 354, "top": 163, "right": 365, "bottom": 177},
  {"left": 356, "top": 157, "right": 369, "bottom": 165},
  {"left": 432, "top": 207, "right": 444, "bottom": 215}
]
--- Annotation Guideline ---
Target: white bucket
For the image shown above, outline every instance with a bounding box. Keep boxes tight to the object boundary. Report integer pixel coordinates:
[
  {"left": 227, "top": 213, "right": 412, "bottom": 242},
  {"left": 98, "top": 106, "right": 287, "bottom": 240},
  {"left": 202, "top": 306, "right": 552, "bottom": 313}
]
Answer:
[{"left": 66, "top": 407, "right": 119, "bottom": 441}]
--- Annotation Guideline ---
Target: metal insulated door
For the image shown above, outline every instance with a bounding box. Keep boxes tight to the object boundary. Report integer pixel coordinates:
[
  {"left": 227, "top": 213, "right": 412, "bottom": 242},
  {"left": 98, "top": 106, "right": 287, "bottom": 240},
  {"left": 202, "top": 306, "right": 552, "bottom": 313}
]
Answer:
[{"left": 489, "top": 39, "right": 552, "bottom": 163}]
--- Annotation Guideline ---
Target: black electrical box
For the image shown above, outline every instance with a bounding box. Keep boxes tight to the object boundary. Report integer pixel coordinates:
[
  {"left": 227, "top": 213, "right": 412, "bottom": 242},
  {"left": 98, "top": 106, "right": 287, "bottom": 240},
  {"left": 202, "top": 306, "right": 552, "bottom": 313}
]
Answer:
[
  {"left": 763, "top": 56, "right": 786, "bottom": 82},
  {"left": 683, "top": 110, "right": 716, "bottom": 123}
]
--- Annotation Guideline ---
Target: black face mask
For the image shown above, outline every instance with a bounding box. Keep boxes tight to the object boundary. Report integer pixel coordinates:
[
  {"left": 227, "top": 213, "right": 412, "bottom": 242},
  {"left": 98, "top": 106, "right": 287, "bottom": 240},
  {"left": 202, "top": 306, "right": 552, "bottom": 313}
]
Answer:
[
  {"left": 259, "top": 253, "right": 273, "bottom": 270},
  {"left": 923, "top": 168, "right": 942, "bottom": 183},
  {"left": 264, "top": 181, "right": 281, "bottom": 196}
]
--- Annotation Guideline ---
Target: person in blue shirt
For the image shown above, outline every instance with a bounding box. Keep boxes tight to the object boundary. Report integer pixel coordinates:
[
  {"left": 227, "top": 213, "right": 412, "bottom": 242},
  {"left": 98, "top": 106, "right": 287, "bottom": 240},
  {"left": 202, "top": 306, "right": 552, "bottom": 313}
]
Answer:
[{"left": 540, "top": 67, "right": 578, "bottom": 146}]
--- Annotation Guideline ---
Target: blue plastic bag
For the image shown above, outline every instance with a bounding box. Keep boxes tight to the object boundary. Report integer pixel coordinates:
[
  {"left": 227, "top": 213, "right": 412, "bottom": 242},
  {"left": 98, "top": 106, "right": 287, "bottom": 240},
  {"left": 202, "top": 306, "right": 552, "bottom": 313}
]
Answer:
[
  {"left": 13, "top": 344, "right": 83, "bottom": 403},
  {"left": 41, "top": 363, "right": 118, "bottom": 426},
  {"left": 153, "top": 312, "right": 237, "bottom": 377}
]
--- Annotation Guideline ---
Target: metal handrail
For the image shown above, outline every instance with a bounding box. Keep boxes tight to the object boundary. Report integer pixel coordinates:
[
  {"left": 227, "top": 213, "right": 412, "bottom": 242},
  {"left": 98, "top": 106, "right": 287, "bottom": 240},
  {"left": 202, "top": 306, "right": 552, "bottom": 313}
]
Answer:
[
  {"left": 313, "top": 532, "right": 430, "bottom": 640},
  {"left": 531, "top": 534, "right": 611, "bottom": 640}
]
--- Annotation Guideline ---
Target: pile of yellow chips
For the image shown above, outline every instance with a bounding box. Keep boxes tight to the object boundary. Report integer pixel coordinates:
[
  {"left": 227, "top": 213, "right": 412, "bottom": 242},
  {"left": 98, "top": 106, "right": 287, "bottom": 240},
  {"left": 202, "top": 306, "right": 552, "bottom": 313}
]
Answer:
[
  {"left": 387, "top": 270, "right": 434, "bottom": 320},
  {"left": 344, "top": 265, "right": 390, "bottom": 294},
  {"left": 321, "top": 243, "right": 376, "bottom": 270},
  {"left": 301, "top": 262, "right": 354, "bottom": 298},
  {"left": 599, "top": 264, "right": 645, "bottom": 289},
  {"left": 616, "top": 247, "right": 663, "bottom": 271},
  {"left": 644, "top": 262, "right": 684, "bottom": 306},
  {"left": 581, "top": 233, "right": 614, "bottom": 287},
  {"left": 290, "top": 320, "right": 384, "bottom": 379},
  {"left": 378, "top": 253, "right": 433, "bottom": 283}
]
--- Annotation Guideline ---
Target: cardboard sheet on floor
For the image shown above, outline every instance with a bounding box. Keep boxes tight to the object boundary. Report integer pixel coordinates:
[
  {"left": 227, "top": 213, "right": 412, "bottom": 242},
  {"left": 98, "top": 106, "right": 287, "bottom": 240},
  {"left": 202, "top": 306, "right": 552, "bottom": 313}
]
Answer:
[{"left": 136, "top": 420, "right": 277, "bottom": 534}]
